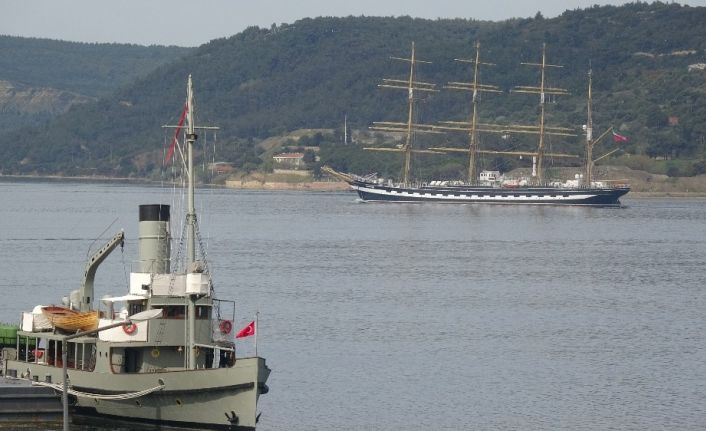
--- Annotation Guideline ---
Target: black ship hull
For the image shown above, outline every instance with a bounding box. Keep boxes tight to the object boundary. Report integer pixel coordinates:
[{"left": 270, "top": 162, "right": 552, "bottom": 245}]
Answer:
[{"left": 350, "top": 180, "right": 629, "bottom": 206}]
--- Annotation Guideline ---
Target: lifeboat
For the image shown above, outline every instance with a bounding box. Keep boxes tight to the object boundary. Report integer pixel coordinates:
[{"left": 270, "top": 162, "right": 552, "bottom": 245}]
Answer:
[{"left": 41, "top": 306, "right": 99, "bottom": 332}]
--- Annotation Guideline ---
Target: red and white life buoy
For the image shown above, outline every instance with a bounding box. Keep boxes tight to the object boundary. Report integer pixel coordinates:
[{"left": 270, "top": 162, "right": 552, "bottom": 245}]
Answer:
[
  {"left": 122, "top": 322, "right": 138, "bottom": 335},
  {"left": 219, "top": 320, "right": 233, "bottom": 335}
]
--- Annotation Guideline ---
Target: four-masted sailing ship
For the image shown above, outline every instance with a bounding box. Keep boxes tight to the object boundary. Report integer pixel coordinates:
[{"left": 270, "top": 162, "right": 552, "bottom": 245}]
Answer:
[{"left": 324, "top": 42, "right": 630, "bottom": 206}]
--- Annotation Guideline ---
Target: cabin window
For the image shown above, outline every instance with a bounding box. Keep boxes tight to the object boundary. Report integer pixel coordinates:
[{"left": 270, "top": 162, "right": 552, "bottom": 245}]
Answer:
[
  {"left": 163, "top": 306, "right": 186, "bottom": 319},
  {"left": 128, "top": 302, "right": 144, "bottom": 316},
  {"left": 563, "top": 194, "right": 570, "bottom": 197}
]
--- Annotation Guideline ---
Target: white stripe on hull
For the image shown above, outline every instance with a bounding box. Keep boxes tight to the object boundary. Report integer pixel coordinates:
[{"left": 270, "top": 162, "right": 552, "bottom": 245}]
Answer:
[{"left": 353, "top": 185, "right": 596, "bottom": 202}]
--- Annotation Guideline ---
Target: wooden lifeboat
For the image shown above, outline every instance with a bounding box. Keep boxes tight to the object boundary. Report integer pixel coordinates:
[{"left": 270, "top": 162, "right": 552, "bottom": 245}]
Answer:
[{"left": 41, "top": 306, "right": 99, "bottom": 332}]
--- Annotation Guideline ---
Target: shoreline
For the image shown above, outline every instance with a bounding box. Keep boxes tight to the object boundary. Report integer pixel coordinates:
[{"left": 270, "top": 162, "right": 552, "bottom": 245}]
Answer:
[{"left": 224, "top": 178, "right": 349, "bottom": 191}]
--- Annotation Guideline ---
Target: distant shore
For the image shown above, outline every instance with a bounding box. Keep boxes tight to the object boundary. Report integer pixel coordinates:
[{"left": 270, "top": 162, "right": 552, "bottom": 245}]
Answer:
[
  {"left": 4, "top": 174, "right": 706, "bottom": 198},
  {"left": 224, "top": 178, "right": 349, "bottom": 191},
  {"left": 0, "top": 173, "right": 152, "bottom": 185}
]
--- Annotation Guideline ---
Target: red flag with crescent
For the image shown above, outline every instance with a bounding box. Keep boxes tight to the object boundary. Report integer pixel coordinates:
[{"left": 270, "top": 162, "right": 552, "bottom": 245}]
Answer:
[
  {"left": 165, "top": 102, "right": 188, "bottom": 164},
  {"left": 236, "top": 321, "right": 256, "bottom": 338}
]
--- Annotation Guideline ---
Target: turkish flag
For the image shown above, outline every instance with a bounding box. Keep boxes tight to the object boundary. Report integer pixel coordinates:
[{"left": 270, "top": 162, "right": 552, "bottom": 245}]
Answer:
[{"left": 236, "top": 321, "right": 256, "bottom": 338}]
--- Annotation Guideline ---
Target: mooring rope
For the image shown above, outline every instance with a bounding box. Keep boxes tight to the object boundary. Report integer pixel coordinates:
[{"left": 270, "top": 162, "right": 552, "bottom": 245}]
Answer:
[{"left": 32, "top": 380, "right": 164, "bottom": 400}]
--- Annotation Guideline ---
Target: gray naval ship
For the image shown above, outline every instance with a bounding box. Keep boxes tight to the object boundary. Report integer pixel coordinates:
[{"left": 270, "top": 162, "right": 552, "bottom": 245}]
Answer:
[{"left": 1, "top": 76, "right": 270, "bottom": 430}]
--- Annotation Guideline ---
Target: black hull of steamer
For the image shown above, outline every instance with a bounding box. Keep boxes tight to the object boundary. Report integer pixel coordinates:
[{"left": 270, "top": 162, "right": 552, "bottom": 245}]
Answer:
[{"left": 352, "top": 180, "right": 629, "bottom": 206}]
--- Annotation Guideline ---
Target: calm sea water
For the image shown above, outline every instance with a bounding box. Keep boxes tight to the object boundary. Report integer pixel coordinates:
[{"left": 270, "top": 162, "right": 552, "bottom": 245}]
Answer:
[{"left": 1, "top": 180, "right": 705, "bottom": 430}]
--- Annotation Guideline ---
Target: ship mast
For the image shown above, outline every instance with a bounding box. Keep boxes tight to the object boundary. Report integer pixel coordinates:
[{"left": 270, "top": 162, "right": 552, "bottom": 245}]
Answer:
[
  {"left": 164, "top": 76, "right": 219, "bottom": 370},
  {"left": 582, "top": 68, "right": 618, "bottom": 187},
  {"left": 512, "top": 43, "right": 570, "bottom": 184},
  {"left": 165, "top": 75, "right": 219, "bottom": 266},
  {"left": 185, "top": 75, "right": 197, "bottom": 265},
  {"left": 439, "top": 42, "right": 501, "bottom": 183},
  {"left": 368, "top": 42, "right": 442, "bottom": 185},
  {"left": 584, "top": 68, "right": 594, "bottom": 186},
  {"left": 432, "top": 43, "right": 576, "bottom": 181}
]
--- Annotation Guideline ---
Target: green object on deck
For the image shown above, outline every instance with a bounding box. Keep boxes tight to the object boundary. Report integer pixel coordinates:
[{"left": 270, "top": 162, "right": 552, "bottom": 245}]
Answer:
[{"left": 0, "top": 324, "right": 19, "bottom": 346}]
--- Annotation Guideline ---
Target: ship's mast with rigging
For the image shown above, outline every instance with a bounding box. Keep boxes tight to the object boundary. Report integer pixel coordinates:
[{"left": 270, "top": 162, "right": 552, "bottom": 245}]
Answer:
[
  {"left": 367, "top": 42, "right": 442, "bottom": 185},
  {"left": 436, "top": 42, "right": 501, "bottom": 183},
  {"left": 185, "top": 75, "right": 197, "bottom": 266},
  {"left": 432, "top": 43, "right": 576, "bottom": 181},
  {"left": 582, "top": 68, "right": 619, "bottom": 187},
  {"left": 511, "top": 43, "right": 571, "bottom": 184},
  {"left": 584, "top": 68, "right": 594, "bottom": 186},
  {"left": 164, "top": 75, "right": 219, "bottom": 370},
  {"left": 165, "top": 75, "right": 219, "bottom": 267}
]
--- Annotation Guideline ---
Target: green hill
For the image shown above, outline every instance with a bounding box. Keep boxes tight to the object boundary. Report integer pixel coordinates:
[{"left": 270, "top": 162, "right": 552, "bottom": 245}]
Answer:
[
  {"left": 1, "top": 2, "right": 705, "bottom": 180},
  {"left": 0, "top": 36, "right": 192, "bottom": 132}
]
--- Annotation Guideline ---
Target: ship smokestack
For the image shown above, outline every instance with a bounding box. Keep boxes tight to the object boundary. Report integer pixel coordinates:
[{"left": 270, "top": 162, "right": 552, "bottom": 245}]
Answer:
[{"left": 138, "top": 204, "right": 171, "bottom": 273}]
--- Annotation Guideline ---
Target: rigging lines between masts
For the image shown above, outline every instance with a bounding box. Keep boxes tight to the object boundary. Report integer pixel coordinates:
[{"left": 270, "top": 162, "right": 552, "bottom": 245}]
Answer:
[
  {"left": 511, "top": 43, "right": 572, "bottom": 185},
  {"left": 431, "top": 42, "right": 577, "bottom": 184},
  {"left": 368, "top": 41, "right": 443, "bottom": 186},
  {"left": 163, "top": 75, "right": 220, "bottom": 270},
  {"left": 583, "top": 67, "right": 622, "bottom": 187},
  {"left": 433, "top": 41, "right": 501, "bottom": 183}
]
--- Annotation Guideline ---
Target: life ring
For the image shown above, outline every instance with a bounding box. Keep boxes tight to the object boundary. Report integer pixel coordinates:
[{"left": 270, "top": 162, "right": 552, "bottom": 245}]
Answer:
[
  {"left": 151, "top": 348, "right": 160, "bottom": 358},
  {"left": 219, "top": 320, "right": 233, "bottom": 335},
  {"left": 33, "top": 349, "right": 44, "bottom": 359},
  {"left": 122, "top": 322, "right": 138, "bottom": 335}
]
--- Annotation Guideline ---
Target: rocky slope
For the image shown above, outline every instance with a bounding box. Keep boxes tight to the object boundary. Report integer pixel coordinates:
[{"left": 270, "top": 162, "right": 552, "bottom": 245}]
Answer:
[{"left": 0, "top": 80, "right": 94, "bottom": 115}]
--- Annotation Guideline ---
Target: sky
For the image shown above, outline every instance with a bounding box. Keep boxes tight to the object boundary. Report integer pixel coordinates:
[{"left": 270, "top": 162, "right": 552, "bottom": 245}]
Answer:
[{"left": 3, "top": 0, "right": 706, "bottom": 47}]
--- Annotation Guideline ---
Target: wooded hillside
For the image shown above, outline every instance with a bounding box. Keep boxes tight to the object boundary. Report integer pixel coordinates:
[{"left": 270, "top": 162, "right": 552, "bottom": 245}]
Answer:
[
  {"left": 1, "top": 2, "right": 705, "bottom": 180},
  {"left": 0, "top": 36, "right": 192, "bottom": 132}
]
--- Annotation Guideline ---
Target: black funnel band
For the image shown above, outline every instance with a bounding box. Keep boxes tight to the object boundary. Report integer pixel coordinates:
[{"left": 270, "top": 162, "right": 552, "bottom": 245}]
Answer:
[{"left": 139, "top": 204, "right": 170, "bottom": 222}]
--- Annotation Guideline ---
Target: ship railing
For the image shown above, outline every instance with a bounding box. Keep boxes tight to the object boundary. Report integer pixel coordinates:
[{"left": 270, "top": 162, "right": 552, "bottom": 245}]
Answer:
[{"left": 193, "top": 342, "right": 234, "bottom": 353}]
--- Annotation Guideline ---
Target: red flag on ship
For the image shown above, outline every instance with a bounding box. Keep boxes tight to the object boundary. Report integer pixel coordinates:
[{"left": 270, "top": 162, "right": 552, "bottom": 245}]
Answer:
[
  {"left": 165, "top": 102, "right": 188, "bottom": 164},
  {"left": 612, "top": 130, "right": 629, "bottom": 143},
  {"left": 236, "top": 321, "right": 256, "bottom": 338}
]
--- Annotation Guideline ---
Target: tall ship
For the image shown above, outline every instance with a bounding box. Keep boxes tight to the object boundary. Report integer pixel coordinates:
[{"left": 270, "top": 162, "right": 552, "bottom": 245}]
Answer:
[
  {"left": 324, "top": 42, "right": 630, "bottom": 206},
  {"left": 1, "top": 76, "right": 270, "bottom": 430}
]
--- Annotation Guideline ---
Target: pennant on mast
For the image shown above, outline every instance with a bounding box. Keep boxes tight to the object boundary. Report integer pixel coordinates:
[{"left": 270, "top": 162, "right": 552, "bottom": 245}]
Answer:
[{"left": 165, "top": 102, "right": 189, "bottom": 164}]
